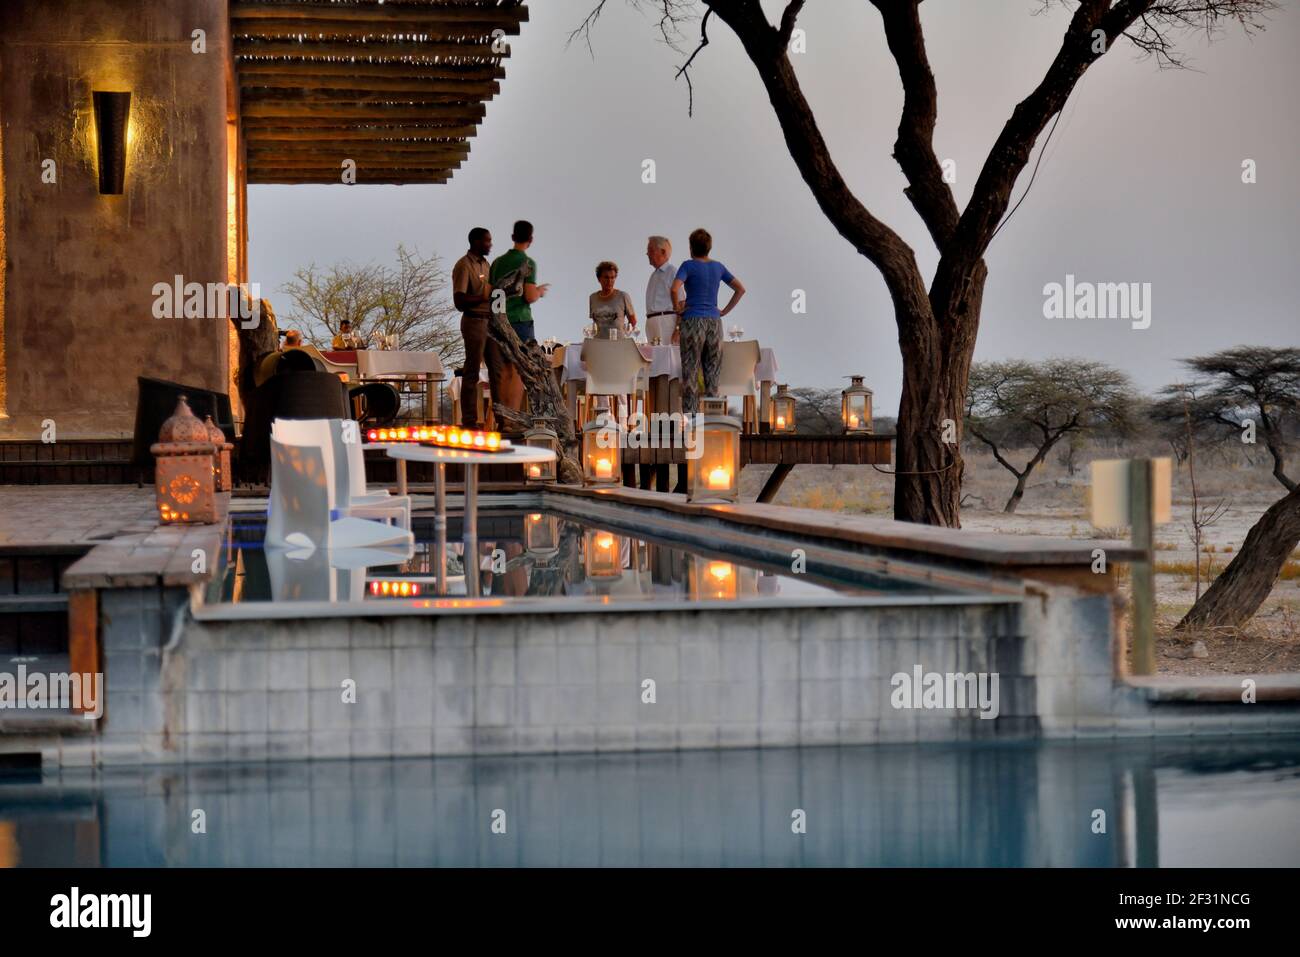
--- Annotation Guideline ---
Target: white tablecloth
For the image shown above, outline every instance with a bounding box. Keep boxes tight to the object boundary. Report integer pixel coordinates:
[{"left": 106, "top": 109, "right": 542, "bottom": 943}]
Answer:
[
  {"left": 560, "top": 340, "right": 777, "bottom": 385},
  {"left": 357, "top": 350, "right": 446, "bottom": 379},
  {"left": 448, "top": 367, "right": 490, "bottom": 401}
]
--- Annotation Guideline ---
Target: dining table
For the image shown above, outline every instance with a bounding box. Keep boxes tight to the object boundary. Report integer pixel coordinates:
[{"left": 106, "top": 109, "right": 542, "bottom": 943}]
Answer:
[{"left": 558, "top": 339, "right": 779, "bottom": 425}]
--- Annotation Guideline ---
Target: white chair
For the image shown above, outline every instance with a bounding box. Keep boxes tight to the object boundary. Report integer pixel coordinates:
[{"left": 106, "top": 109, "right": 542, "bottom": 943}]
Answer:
[
  {"left": 267, "top": 434, "right": 413, "bottom": 552},
  {"left": 717, "top": 340, "right": 762, "bottom": 432},
  {"left": 327, "top": 419, "right": 411, "bottom": 529},
  {"left": 274, "top": 418, "right": 410, "bottom": 529},
  {"left": 581, "top": 338, "right": 649, "bottom": 427}
]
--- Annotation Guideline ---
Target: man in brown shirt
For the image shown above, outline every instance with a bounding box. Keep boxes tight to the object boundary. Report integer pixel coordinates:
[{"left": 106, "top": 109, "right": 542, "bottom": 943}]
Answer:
[{"left": 452, "top": 227, "right": 505, "bottom": 429}]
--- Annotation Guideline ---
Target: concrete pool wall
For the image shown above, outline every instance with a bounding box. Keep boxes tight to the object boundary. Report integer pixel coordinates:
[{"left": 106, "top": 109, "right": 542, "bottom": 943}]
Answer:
[{"left": 10, "top": 487, "right": 1299, "bottom": 768}]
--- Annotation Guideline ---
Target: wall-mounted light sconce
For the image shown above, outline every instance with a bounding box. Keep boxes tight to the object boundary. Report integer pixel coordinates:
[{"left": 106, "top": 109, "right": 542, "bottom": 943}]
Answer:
[{"left": 92, "top": 91, "right": 131, "bottom": 194}]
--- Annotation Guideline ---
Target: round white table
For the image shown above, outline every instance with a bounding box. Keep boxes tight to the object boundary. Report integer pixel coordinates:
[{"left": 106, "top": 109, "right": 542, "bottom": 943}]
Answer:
[
  {"left": 387, "top": 443, "right": 558, "bottom": 597},
  {"left": 386, "top": 443, "right": 557, "bottom": 529}
]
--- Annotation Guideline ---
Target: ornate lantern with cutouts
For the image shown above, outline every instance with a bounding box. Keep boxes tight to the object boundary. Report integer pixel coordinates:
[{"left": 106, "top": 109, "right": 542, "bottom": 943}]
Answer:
[
  {"left": 771, "top": 383, "right": 796, "bottom": 433},
  {"left": 583, "top": 529, "right": 624, "bottom": 580},
  {"left": 687, "top": 397, "right": 740, "bottom": 503},
  {"left": 582, "top": 402, "right": 622, "bottom": 486},
  {"left": 204, "top": 414, "right": 233, "bottom": 492},
  {"left": 523, "top": 416, "right": 560, "bottom": 484},
  {"left": 524, "top": 512, "right": 560, "bottom": 560},
  {"left": 151, "top": 395, "right": 218, "bottom": 524},
  {"left": 841, "top": 376, "right": 873, "bottom": 434}
]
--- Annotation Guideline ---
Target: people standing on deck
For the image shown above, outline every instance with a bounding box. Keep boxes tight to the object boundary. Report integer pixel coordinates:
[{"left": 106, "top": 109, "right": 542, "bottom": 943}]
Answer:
[
  {"left": 644, "top": 236, "right": 678, "bottom": 344},
  {"left": 489, "top": 219, "right": 548, "bottom": 345},
  {"left": 489, "top": 220, "right": 548, "bottom": 412},
  {"left": 452, "top": 227, "right": 504, "bottom": 430},
  {"left": 589, "top": 261, "right": 638, "bottom": 339},
  {"left": 672, "top": 227, "right": 745, "bottom": 416}
]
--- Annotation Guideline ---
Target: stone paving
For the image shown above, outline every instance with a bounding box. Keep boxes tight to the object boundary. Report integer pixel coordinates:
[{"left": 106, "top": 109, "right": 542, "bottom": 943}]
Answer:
[{"left": 0, "top": 485, "right": 159, "bottom": 547}]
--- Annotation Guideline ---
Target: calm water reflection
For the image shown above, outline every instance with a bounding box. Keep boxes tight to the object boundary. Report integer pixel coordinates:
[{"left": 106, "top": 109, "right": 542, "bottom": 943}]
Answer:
[
  {"left": 209, "top": 510, "right": 949, "bottom": 605},
  {"left": 2, "top": 737, "right": 1298, "bottom": 867}
]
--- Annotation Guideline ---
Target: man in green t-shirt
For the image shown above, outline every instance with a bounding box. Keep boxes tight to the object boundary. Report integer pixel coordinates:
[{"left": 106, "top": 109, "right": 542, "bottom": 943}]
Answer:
[{"left": 488, "top": 219, "right": 549, "bottom": 343}]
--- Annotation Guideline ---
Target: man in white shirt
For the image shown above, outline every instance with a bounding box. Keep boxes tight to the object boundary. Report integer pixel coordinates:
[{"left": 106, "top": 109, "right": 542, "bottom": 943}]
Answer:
[{"left": 644, "top": 235, "right": 678, "bottom": 344}]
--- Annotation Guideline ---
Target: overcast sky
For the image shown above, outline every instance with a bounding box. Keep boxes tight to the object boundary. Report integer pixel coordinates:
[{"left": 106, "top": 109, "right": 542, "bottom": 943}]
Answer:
[{"left": 249, "top": 0, "right": 1299, "bottom": 415}]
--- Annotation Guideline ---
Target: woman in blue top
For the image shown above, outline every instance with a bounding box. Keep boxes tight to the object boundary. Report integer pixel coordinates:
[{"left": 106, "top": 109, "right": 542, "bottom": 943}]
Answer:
[{"left": 671, "top": 227, "right": 746, "bottom": 415}]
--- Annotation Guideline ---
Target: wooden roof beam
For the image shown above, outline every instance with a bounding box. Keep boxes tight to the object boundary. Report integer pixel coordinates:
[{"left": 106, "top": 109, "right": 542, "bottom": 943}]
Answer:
[
  {"left": 231, "top": 3, "right": 528, "bottom": 28},
  {"left": 239, "top": 74, "right": 500, "bottom": 96},
  {"left": 244, "top": 127, "right": 476, "bottom": 142},
  {"left": 233, "top": 60, "right": 504, "bottom": 80},
  {"left": 242, "top": 102, "right": 486, "bottom": 120},
  {"left": 234, "top": 39, "right": 508, "bottom": 60},
  {"left": 232, "top": 18, "right": 525, "bottom": 41}
]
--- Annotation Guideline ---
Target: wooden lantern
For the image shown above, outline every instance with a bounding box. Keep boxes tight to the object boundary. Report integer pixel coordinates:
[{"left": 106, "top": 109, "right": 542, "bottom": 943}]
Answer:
[
  {"left": 841, "top": 376, "right": 873, "bottom": 433},
  {"left": 583, "top": 529, "right": 624, "bottom": 580},
  {"left": 204, "top": 414, "right": 233, "bottom": 493},
  {"left": 151, "top": 395, "right": 218, "bottom": 524},
  {"left": 686, "top": 397, "right": 740, "bottom": 503},
  {"left": 771, "top": 383, "right": 796, "bottom": 433},
  {"left": 582, "top": 402, "right": 622, "bottom": 486},
  {"left": 524, "top": 512, "right": 560, "bottom": 560},
  {"left": 523, "top": 416, "right": 560, "bottom": 484}
]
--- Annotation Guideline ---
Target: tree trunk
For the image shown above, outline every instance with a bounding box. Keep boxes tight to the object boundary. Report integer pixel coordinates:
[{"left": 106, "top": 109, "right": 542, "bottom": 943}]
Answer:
[
  {"left": 1177, "top": 484, "right": 1300, "bottom": 631},
  {"left": 1004, "top": 474, "right": 1029, "bottom": 514},
  {"left": 484, "top": 314, "right": 583, "bottom": 484}
]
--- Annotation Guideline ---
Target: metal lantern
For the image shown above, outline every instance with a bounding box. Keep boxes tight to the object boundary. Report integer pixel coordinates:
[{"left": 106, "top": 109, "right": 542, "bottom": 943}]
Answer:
[
  {"left": 583, "top": 529, "right": 624, "bottom": 580},
  {"left": 841, "top": 375, "right": 873, "bottom": 434},
  {"left": 523, "top": 416, "right": 560, "bottom": 484},
  {"left": 524, "top": 512, "right": 560, "bottom": 560},
  {"left": 771, "top": 383, "right": 796, "bottom": 433},
  {"left": 581, "top": 402, "right": 622, "bottom": 486},
  {"left": 204, "top": 414, "right": 233, "bottom": 493},
  {"left": 686, "top": 397, "right": 740, "bottom": 503},
  {"left": 150, "top": 395, "right": 218, "bottom": 524}
]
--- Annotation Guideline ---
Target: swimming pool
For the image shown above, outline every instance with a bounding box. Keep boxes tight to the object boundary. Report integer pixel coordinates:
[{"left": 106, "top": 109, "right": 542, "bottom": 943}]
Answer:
[
  {"left": 3, "top": 736, "right": 1298, "bottom": 866},
  {"left": 200, "top": 508, "right": 969, "bottom": 611}
]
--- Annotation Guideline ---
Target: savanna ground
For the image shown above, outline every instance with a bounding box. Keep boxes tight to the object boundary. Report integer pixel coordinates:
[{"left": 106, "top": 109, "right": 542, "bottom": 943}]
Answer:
[{"left": 739, "top": 441, "right": 1300, "bottom": 676}]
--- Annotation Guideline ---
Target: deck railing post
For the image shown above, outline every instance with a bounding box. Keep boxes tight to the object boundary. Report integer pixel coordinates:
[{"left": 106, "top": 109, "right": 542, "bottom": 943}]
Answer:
[{"left": 1128, "top": 458, "right": 1157, "bottom": 676}]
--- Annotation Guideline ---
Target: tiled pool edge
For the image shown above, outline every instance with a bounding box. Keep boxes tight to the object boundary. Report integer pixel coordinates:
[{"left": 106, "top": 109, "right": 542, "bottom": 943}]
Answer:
[{"left": 17, "top": 487, "right": 1300, "bottom": 766}]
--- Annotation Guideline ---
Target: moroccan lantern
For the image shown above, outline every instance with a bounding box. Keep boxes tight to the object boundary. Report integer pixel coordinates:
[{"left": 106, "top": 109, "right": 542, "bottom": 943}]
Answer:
[
  {"left": 686, "top": 397, "right": 740, "bottom": 503},
  {"left": 771, "top": 383, "right": 796, "bottom": 433},
  {"left": 841, "top": 376, "right": 873, "bottom": 434},
  {"left": 204, "top": 414, "right": 233, "bottom": 493},
  {"left": 584, "top": 529, "right": 624, "bottom": 580},
  {"left": 150, "top": 395, "right": 218, "bottom": 524},
  {"left": 524, "top": 512, "right": 560, "bottom": 560},
  {"left": 523, "top": 416, "right": 560, "bottom": 484},
  {"left": 581, "top": 401, "right": 622, "bottom": 486}
]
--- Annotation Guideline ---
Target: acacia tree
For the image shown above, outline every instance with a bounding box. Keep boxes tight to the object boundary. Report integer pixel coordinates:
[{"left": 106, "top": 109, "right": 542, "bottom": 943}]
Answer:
[
  {"left": 965, "top": 358, "right": 1135, "bottom": 513},
  {"left": 279, "top": 244, "right": 463, "bottom": 365},
  {"left": 574, "top": 0, "right": 1275, "bottom": 525},
  {"left": 1168, "top": 346, "right": 1300, "bottom": 630}
]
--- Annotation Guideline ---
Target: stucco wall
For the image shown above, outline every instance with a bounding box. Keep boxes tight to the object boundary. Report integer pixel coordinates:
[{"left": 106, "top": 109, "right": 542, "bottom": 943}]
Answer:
[{"left": 0, "top": 0, "right": 233, "bottom": 438}]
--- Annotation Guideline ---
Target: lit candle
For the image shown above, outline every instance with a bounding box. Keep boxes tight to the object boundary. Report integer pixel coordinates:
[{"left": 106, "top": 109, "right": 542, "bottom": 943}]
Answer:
[
  {"left": 528, "top": 465, "right": 542, "bottom": 478},
  {"left": 595, "top": 457, "right": 613, "bottom": 479},
  {"left": 707, "top": 465, "right": 731, "bottom": 489},
  {"left": 775, "top": 415, "right": 786, "bottom": 428},
  {"left": 848, "top": 414, "right": 859, "bottom": 428}
]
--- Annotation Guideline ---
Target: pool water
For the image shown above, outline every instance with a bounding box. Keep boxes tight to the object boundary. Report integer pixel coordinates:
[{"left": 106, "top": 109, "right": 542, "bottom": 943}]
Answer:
[
  {"left": 204, "top": 510, "right": 956, "bottom": 606},
  {"left": 2, "top": 737, "right": 1297, "bottom": 866}
]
